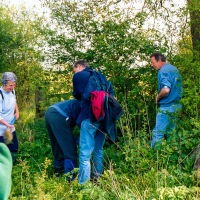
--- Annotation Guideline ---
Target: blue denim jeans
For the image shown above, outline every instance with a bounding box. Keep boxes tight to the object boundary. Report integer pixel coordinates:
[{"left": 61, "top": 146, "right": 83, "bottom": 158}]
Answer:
[
  {"left": 78, "top": 119, "right": 106, "bottom": 184},
  {"left": 151, "top": 104, "right": 181, "bottom": 148}
]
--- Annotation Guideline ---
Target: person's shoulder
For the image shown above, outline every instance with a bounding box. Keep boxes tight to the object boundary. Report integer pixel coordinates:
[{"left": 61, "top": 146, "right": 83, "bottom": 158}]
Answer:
[
  {"left": 161, "top": 63, "right": 176, "bottom": 71},
  {"left": 65, "top": 99, "right": 80, "bottom": 105},
  {"left": 73, "top": 71, "right": 82, "bottom": 80},
  {"left": 73, "top": 69, "right": 91, "bottom": 80},
  {"left": 162, "top": 62, "right": 171, "bottom": 68},
  {"left": 163, "top": 63, "right": 178, "bottom": 68}
]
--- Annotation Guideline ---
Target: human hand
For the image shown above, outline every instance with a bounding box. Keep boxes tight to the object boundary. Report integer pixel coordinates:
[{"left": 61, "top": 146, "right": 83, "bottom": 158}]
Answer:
[
  {"left": 4, "top": 128, "right": 13, "bottom": 144},
  {"left": 155, "top": 95, "right": 160, "bottom": 104},
  {"left": 14, "top": 113, "right": 19, "bottom": 120},
  {"left": 7, "top": 124, "right": 14, "bottom": 129}
]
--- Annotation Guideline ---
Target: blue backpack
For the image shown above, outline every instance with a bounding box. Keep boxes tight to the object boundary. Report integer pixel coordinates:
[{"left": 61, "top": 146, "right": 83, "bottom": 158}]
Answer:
[
  {"left": 83, "top": 69, "right": 114, "bottom": 99},
  {"left": 84, "top": 68, "right": 124, "bottom": 141}
]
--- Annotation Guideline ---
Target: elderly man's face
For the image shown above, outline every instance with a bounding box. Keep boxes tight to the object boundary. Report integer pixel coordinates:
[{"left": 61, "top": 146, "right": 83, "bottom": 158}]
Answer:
[{"left": 150, "top": 57, "right": 162, "bottom": 70}]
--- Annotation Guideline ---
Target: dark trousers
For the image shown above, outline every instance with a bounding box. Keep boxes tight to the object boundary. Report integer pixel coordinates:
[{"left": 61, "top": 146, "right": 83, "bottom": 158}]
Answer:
[
  {"left": 0, "top": 131, "right": 18, "bottom": 163},
  {"left": 45, "top": 107, "right": 78, "bottom": 166},
  {"left": 0, "top": 131, "right": 18, "bottom": 152}
]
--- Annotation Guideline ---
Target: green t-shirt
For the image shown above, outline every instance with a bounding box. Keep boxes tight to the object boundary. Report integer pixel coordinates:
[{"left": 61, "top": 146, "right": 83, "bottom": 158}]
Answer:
[{"left": 0, "top": 143, "right": 12, "bottom": 200}]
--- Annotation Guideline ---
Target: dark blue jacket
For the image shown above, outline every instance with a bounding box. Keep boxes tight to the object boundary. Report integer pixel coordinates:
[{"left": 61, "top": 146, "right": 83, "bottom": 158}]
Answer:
[
  {"left": 72, "top": 67, "right": 115, "bottom": 126},
  {"left": 50, "top": 99, "right": 81, "bottom": 121},
  {"left": 72, "top": 67, "right": 92, "bottom": 126},
  {"left": 72, "top": 67, "right": 123, "bottom": 141}
]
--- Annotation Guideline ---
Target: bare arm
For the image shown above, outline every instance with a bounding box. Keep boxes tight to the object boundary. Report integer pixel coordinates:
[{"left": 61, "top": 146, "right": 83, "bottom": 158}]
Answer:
[
  {"left": 156, "top": 87, "right": 170, "bottom": 104},
  {"left": 0, "top": 119, "right": 13, "bottom": 128},
  {"left": 14, "top": 103, "right": 19, "bottom": 120}
]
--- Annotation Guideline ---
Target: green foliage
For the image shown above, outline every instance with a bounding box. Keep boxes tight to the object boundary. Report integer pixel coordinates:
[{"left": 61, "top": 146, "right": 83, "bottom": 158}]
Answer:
[
  {"left": 0, "top": 0, "right": 200, "bottom": 199},
  {"left": 0, "top": 4, "right": 46, "bottom": 112},
  {"left": 170, "top": 53, "right": 200, "bottom": 120},
  {"left": 9, "top": 115, "right": 200, "bottom": 199}
]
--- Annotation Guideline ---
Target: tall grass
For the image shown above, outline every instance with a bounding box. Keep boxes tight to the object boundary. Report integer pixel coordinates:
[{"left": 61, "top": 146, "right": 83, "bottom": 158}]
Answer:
[{"left": 9, "top": 107, "right": 200, "bottom": 199}]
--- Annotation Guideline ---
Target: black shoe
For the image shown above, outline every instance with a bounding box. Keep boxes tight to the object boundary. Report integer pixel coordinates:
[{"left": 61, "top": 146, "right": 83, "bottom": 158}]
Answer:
[
  {"left": 90, "top": 177, "right": 99, "bottom": 185},
  {"left": 54, "top": 166, "right": 64, "bottom": 175},
  {"left": 65, "top": 171, "right": 78, "bottom": 182}
]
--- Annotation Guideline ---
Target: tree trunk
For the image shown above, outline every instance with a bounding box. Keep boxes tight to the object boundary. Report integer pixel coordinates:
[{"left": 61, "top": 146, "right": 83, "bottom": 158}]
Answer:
[
  {"left": 35, "top": 88, "right": 44, "bottom": 118},
  {"left": 187, "top": 0, "right": 200, "bottom": 57},
  {"left": 191, "top": 143, "right": 200, "bottom": 179}
]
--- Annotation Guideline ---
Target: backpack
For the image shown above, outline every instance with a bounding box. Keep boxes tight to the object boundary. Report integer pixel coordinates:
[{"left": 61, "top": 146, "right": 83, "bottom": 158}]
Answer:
[
  {"left": 83, "top": 69, "right": 114, "bottom": 100},
  {"left": 84, "top": 68, "right": 124, "bottom": 141}
]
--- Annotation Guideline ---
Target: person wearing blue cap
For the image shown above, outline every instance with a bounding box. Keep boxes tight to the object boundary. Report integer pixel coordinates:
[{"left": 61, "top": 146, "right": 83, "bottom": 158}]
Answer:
[{"left": 0, "top": 72, "right": 19, "bottom": 163}]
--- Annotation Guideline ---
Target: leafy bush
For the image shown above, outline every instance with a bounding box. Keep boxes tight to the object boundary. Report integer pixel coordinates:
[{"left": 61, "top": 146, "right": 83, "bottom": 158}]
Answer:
[{"left": 9, "top": 112, "right": 200, "bottom": 199}]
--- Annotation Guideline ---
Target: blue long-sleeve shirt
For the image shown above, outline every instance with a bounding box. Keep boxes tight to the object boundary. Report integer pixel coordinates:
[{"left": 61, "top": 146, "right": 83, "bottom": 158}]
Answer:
[
  {"left": 50, "top": 99, "right": 81, "bottom": 121},
  {"left": 72, "top": 68, "right": 91, "bottom": 126},
  {"left": 158, "top": 63, "right": 183, "bottom": 107}
]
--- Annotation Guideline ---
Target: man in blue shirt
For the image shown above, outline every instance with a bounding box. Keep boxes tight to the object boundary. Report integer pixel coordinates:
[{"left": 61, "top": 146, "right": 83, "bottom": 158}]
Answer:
[
  {"left": 45, "top": 99, "right": 81, "bottom": 179},
  {"left": 150, "top": 52, "right": 183, "bottom": 148}
]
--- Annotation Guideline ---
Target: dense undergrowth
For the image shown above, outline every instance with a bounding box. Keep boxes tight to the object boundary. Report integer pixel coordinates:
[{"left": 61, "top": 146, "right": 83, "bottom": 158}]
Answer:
[
  {"left": 1, "top": 1, "right": 200, "bottom": 199},
  {"left": 8, "top": 108, "right": 200, "bottom": 200}
]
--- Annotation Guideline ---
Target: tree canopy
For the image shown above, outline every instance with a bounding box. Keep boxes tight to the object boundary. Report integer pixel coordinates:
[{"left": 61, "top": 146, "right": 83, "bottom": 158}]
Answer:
[{"left": 1, "top": 0, "right": 200, "bottom": 199}]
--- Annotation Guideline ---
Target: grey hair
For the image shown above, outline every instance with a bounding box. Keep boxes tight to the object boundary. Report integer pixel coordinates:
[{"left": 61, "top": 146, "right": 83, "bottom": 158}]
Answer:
[{"left": 1, "top": 72, "right": 17, "bottom": 85}]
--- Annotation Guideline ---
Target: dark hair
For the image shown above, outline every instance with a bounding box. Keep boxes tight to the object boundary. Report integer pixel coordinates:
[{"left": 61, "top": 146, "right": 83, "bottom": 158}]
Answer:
[
  {"left": 150, "top": 52, "right": 166, "bottom": 62},
  {"left": 74, "top": 60, "right": 89, "bottom": 68}
]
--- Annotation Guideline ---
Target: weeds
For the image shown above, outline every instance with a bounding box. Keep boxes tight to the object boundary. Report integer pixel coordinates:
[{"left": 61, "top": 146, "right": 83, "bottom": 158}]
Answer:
[{"left": 9, "top": 109, "right": 200, "bottom": 199}]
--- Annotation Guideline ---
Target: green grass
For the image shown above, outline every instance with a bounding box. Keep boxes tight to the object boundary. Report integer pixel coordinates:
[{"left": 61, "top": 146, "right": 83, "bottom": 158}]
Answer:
[{"left": 9, "top": 111, "right": 200, "bottom": 200}]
